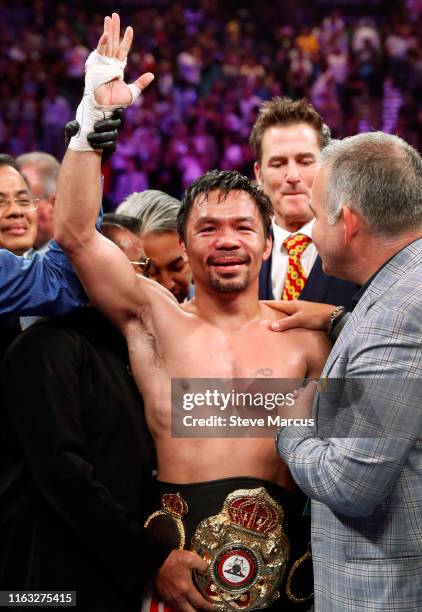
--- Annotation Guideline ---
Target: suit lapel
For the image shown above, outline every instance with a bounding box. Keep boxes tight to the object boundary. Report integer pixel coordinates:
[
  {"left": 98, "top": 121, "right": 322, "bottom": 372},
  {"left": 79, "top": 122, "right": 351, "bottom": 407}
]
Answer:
[
  {"left": 299, "top": 256, "right": 329, "bottom": 302},
  {"left": 259, "top": 227, "right": 274, "bottom": 300},
  {"left": 322, "top": 289, "right": 372, "bottom": 375}
]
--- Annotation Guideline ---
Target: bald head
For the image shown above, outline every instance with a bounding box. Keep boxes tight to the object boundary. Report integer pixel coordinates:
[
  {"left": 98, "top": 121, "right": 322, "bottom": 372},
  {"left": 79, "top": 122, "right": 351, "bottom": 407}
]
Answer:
[
  {"left": 101, "top": 223, "right": 147, "bottom": 263},
  {"left": 17, "top": 152, "right": 60, "bottom": 249}
]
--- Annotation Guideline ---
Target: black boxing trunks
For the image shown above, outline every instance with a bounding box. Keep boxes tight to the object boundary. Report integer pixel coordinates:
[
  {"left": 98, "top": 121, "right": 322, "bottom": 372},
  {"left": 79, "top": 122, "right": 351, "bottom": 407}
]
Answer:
[{"left": 144, "top": 477, "right": 312, "bottom": 611}]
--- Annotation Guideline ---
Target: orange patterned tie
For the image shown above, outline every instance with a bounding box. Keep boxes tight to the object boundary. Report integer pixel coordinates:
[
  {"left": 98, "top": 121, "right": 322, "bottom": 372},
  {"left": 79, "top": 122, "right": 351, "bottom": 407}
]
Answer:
[{"left": 282, "top": 233, "right": 312, "bottom": 300}]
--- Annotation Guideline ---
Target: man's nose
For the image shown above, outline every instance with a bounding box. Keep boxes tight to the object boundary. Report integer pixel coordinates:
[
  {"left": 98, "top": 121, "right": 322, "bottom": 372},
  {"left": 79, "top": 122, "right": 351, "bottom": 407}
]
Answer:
[
  {"left": 157, "top": 270, "right": 176, "bottom": 293},
  {"left": 4, "top": 202, "right": 24, "bottom": 218},
  {"left": 285, "top": 162, "right": 301, "bottom": 183},
  {"left": 214, "top": 229, "right": 240, "bottom": 250}
]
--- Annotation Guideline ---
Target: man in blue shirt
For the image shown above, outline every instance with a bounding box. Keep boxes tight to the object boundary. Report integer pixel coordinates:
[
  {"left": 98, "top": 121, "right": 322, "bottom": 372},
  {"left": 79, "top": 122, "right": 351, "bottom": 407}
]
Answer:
[
  {"left": 0, "top": 155, "right": 86, "bottom": 356},
  {"left": 0, "top": 115, "right": 121, "bottom": 358},
  {"left": 0, "top": 113, "right": 122, "bottom": 318}
]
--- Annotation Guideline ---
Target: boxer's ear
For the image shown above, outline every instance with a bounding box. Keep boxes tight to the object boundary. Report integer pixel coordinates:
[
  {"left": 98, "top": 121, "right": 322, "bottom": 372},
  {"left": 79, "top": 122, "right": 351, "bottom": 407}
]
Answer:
[{"left": 262, "top": 233, "right": 272, "bottom": 261}]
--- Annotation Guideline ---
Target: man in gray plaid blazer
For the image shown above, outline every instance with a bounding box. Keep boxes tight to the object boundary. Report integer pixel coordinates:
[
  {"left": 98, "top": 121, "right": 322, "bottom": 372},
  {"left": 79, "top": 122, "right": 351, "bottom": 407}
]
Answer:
[{"left": 276, "top": 132, "right": 422, "bottom": 611}]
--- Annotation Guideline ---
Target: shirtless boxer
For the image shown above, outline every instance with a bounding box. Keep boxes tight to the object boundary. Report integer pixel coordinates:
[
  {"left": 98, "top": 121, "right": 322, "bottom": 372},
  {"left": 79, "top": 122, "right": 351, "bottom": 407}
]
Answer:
[{"left": 55, "top": 14, "right": 330, "bottom": 611}]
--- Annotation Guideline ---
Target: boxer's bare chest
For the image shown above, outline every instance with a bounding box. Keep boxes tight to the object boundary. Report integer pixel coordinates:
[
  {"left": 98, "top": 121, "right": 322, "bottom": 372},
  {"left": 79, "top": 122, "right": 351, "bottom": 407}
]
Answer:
[{"left": 125, "top": 313, "right": 309, "bottom": 440}]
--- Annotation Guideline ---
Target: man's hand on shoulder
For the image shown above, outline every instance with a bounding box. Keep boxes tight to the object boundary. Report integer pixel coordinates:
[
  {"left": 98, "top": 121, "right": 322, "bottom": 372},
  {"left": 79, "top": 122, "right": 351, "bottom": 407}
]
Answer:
[
  {"left": 156, "top": 549, "right": 214, "bottom": 612},
  {"left": 262, "top": 300, "right": 336, "bottom": 332}
]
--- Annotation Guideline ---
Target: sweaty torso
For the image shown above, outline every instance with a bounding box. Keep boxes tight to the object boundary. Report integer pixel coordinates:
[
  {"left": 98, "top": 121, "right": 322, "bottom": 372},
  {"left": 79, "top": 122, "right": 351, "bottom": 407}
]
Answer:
[{"left": 125, "top": 291, "right": 329, "bottom": 489}]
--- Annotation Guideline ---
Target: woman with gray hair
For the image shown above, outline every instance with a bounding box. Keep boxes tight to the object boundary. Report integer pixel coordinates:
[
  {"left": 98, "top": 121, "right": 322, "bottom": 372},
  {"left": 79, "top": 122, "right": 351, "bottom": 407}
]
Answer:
[{"left": 117, "top": 190, "right": 193, "bottom": 302}]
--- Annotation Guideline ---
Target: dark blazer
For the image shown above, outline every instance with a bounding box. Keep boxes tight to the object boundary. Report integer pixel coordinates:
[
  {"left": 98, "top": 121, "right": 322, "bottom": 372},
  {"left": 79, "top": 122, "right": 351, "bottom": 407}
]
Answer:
[
  {"left": 259, "top": 233, "right": 358, "bottom": 309},
  {"left": 0, "top": 309, "right": 168, "bottom": 611},
  {"left": 0, "top": 315, "right": 21, "bottom": 360}
]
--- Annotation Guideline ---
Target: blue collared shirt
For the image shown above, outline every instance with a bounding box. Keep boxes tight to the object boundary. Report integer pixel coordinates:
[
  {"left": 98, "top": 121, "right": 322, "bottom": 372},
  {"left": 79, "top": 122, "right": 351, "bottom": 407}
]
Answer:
[
  {"left": 0, "top": 182, "right": 104, "bottom": 317},
  {"left": 0, "top": 240, "right": 86, "bottom": 316}
]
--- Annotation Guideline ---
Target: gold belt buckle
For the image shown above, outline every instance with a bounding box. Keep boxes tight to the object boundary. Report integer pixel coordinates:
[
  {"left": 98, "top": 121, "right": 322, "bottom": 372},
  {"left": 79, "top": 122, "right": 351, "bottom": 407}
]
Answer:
[{"left": 191, "top": 487, "right": 290, "bottom": 611}]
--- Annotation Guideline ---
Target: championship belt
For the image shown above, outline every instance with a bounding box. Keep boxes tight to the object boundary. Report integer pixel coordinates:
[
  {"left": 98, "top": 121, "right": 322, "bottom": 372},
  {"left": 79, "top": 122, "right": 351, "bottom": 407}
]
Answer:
[{"left": 191, "top": 487, "right": 289, "bottom": 611}]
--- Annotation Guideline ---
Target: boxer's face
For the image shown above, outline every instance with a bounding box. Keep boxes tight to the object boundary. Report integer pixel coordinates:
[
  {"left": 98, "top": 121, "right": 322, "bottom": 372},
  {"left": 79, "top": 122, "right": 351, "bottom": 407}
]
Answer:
[
  {"left": 0, "top": 166, "right": 38, "bottom": 255},
  {"left": 182, "top": 189, "right": 271, "bottom": 294}
]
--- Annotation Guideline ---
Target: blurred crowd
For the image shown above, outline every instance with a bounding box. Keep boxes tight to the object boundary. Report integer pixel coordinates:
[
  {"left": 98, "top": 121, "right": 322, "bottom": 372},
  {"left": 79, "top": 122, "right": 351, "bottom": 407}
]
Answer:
[
  {"left": 0, "top": 0, "right": 421, "bottom": 206},
  {"left": 1, "top": 5, "right": 422, "bottom": 607}
]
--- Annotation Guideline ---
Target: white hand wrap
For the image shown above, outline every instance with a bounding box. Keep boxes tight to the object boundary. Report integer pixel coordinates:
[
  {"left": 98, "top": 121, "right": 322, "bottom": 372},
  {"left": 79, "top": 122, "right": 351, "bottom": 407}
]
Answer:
[{"left": 69, "top": 50, "right": 140, "bottom": 152}]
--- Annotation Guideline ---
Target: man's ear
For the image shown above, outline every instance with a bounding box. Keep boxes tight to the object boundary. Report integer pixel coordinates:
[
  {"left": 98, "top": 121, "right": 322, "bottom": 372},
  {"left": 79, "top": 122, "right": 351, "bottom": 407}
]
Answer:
[
  {"left": 342, "top": 205, "right": 360, "bottom": 244},
  {"left": 254, "top": 161, "right": 262, "bottom": 186},
  {"left": 262, "top": 234, "right": 273, "bottom": 261},
  {"left": 49, "top": 194, "right": 56, "bottom": 212}
]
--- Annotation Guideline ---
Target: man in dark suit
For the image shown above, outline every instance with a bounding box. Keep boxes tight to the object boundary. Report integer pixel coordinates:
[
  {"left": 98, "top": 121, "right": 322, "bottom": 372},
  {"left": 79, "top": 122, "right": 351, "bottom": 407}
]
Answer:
[
  {"left": 0, "top": 220, "right": 168, "bottom": 611},
  {"left": 250, "top": 97, "right": 358, "bottom": 307}
]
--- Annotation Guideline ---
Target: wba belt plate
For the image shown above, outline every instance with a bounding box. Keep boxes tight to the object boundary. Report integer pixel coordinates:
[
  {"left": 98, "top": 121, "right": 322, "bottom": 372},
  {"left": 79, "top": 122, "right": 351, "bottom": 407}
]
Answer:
[{"left": 191, "top": 487, "right": 290, "bottom": 611}]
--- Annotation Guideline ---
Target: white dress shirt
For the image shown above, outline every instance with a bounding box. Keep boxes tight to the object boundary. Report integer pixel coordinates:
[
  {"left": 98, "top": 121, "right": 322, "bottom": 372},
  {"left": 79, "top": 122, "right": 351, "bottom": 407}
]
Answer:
[{"left": 271, "top": 219, "right": 318, "bottom": 300}]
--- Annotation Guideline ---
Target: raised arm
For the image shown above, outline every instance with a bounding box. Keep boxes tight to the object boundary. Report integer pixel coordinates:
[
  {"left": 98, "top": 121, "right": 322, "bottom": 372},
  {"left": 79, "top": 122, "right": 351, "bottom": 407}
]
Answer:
[{"left": 54, "top": 14, "right": 159, "bottom": 329}]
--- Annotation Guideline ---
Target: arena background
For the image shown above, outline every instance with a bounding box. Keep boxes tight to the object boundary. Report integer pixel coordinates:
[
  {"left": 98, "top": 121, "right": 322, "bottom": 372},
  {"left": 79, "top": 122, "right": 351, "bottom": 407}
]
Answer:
[{"left": 0, "top": 0, "right": 420, "bottom": 208}]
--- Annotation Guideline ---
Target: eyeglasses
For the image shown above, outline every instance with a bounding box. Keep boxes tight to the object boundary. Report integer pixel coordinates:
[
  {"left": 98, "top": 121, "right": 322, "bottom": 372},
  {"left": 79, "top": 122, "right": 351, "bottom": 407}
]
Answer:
[
  {"left": 0, "top": 195, "right": 39, "bottom": 211},
  {"left": 129, "top": 256, "right": 153, "bottom": 277}
]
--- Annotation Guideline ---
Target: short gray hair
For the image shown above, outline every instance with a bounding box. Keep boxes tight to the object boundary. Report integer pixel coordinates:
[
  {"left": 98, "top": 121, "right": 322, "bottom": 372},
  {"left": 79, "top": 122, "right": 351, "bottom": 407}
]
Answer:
[
  {"left": 320, "top": 132, "right": 422, "bottom": 235},
  {"left": 116, "top": 190, "right": 181, "bottom": 234},
  {"left": 16, "top": 152, "right": 60, "bottom": 198}
]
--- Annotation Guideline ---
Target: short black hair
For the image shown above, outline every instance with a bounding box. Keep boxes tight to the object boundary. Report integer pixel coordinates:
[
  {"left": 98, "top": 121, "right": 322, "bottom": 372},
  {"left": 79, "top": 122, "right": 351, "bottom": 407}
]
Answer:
[
  {"left": 101, "top": 213, "right": 142, "bottom": 236},
  {"left": 0, "top": 154, "right": 20, "bottom": 172},
  {"left": 0, "top": 154, "right": 31, "bottom": 190},
  {"left": 177, "top": 169, "right": 273, "bottom": 242}
]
